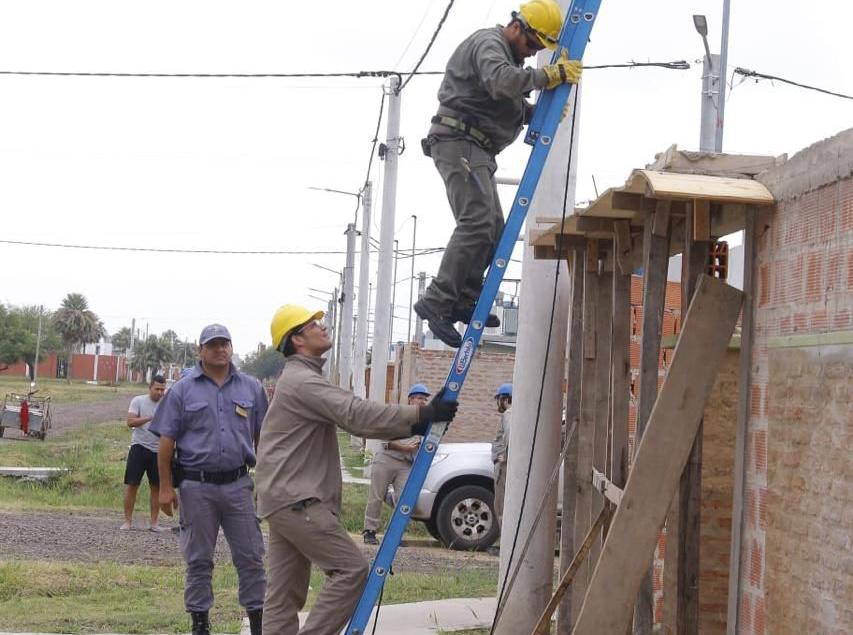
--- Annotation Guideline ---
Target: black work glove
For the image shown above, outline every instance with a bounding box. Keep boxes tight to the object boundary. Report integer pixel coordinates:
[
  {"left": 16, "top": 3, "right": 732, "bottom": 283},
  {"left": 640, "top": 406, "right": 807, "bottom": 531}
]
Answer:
[{"left": 411, "top": 388, "right": 459, "bottom": 435}]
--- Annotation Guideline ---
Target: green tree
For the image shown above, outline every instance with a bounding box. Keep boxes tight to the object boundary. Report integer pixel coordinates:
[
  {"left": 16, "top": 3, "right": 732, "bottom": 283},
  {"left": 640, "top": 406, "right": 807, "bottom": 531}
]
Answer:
[
  {"left": 130, "top": 335, "right": 171, "bottom": 379},
  {"left": 53, "top": 293, "right": 106, "bottom": 382},
  {"left": 111, "top": 327, "right": 132, "bottom": 353},
  {"left": 0, "top": 305, "right": 62, "bottom": 380},
  {"left": 241, "top": 345, "right": 285, "bottom": 380}
]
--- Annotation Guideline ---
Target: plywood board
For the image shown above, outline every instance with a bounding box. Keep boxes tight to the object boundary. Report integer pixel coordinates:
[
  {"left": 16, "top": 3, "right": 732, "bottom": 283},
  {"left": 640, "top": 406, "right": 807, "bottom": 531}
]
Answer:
[
  {"left": 628, "top": 170, "right": 775, "bottom": 205},
  {"left": 572, "top": 276, "right": 743, "bottom": 635}
]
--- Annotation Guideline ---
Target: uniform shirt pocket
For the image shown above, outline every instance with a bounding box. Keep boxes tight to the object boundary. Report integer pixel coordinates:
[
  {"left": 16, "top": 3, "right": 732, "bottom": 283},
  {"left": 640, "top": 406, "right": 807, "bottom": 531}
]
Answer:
[{"left": 183, "top": 401, "right": 209, "bottom": 429}]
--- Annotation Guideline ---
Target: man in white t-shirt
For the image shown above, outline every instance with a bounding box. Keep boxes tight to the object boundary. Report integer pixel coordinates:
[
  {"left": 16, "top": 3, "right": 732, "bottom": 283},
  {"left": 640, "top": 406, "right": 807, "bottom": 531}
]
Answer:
[{"left": 122, "top": 374, "right": 167, "bottom": 531}]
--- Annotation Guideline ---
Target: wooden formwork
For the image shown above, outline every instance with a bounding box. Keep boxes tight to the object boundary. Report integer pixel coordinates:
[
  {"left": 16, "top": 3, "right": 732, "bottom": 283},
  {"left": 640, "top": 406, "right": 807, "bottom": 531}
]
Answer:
[{"left": 531, "top": 165, "right": 773, "bottom": 635}]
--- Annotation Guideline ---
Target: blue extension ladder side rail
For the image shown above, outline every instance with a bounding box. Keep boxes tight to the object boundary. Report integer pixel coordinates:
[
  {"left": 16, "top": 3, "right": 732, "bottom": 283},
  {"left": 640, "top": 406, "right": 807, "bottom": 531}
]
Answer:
[{"left": 346, "top": 2, "right": 601, "bottom": 632}]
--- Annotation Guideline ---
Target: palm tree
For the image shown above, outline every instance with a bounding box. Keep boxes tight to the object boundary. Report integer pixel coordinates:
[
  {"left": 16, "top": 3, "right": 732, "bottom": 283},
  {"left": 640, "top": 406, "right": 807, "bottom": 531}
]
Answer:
[
  {"left": 53, "top": 293, "right": 106, "bottom": 382},
  {"left": 130, "top": 335, "right": 172, "bottom": 380}
]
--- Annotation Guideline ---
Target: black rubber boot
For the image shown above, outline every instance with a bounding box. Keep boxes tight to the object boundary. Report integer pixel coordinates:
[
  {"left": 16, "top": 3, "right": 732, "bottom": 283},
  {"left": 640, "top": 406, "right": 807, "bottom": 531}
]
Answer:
[
  {"left": 247, "top": 608, "right": 263, "bottom": 635},
  {"left": 451, "top": 306, "right": 501, "bottom": 328},
  {"left": 414, "top": 299, "right": 461, "bottom": 348},
  {"left": 190, "top": 611, "right": 210, "bottom": 635}
]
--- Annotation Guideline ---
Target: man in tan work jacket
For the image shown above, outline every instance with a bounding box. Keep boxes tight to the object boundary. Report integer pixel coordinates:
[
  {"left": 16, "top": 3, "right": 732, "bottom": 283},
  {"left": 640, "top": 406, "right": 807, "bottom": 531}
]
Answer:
[{"left": 255, "top": 304, "right": 459, "bottom": 635}]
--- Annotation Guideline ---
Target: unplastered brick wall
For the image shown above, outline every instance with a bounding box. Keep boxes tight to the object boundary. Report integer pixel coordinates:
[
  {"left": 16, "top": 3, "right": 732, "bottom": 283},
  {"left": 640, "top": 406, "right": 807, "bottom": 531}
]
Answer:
[
  {"left": 740, "top": 129, "right": 853, "bottom": 635},
  {"left": 394, "top": 343, "right": 515, "bottom": 443}
]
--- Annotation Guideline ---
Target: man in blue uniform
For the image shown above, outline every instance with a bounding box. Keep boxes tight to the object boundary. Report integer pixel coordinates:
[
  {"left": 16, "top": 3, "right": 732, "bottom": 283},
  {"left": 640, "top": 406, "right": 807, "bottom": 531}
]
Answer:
[{"left": 151, "top": 324, "right": 268, "bottom": 635}]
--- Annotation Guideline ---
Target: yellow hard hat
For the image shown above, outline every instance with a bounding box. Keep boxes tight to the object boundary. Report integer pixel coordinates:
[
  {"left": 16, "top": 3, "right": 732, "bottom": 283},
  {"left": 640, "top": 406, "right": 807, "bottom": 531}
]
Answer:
[
  {"left": 517, "top": 0, "right": 562, "bottom": 50},
  {"left": 270, "top": 304, "right": 325, "bottom": 350}
]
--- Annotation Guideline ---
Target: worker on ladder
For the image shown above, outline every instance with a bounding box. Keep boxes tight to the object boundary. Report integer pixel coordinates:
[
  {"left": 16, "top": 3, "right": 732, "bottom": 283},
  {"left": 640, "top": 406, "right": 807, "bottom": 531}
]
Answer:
[
  {"left": 416, "top": 0, "right": 582, "bottom": 348},
  {"left": 254, "top": 305, "right": 458, "bottom": 635}
]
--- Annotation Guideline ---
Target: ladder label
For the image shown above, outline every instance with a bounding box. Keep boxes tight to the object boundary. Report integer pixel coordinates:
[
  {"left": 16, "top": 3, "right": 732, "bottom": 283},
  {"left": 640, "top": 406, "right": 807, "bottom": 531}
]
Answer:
[{"left": 455, "top": 339, "right": 476, "bottom": 374}]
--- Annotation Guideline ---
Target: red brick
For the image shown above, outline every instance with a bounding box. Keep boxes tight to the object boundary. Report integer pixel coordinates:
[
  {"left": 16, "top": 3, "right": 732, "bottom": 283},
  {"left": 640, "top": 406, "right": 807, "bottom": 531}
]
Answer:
[
  {"left": 841, "top": 178, "right": 853, "bottom": 231},
  {"left": 753, "top": 596, "right": 766, "bottom": 635},
  {"left": 805, "top": 251, "right": 824, "bottom": 303},
  {"left": 750, "top": 384, "right": 763, "bottom": 417},
  {"left": 740, "top": 592, "right": 752, "bottom": 631},
  {"left": 818, "top": 182, "right": 839, "bottom": 241},
  {"left": 757, "top": 486, "right": 768, "bottom": 530},
  {"left": 754, "top": 430, "right": 767, "bottom": 473},
  {"left": 749, "top": 540, "right": 763, "bottom": 588},
  {"left": 827, "top": 248, "right": 842, "bottom": 291},
  {"left": 759, "top": 264, "right": 770, "bottom": 307},
  {"left": 833, "top": 309, "right": 851, "bottom": 330}
]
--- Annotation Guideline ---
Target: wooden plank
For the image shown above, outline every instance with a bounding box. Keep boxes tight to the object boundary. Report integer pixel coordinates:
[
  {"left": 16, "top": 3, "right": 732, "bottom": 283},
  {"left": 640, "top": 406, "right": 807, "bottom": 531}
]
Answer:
[
  {"left": 726, "top": 207, "right": 757, "bottom": 634},
  {"left": 633, "top": 207, "right": 672, "bottom": 635},
  {"left": 610, "top": 267, "right": 631, "bottom": 493},
  {"left": 652, "top": 200, "right": 672, "bottom": 236},
  {"left": 534, "top": 507, "right": 610, "bottom": 635},
  {"left": 571, "top": 242, "right": 600, "bottom": 622},
  {"left": 614, "top": 221, "right": 633, "bottom": 276},
  {"left": 557, "top": 245, "right": 586, "bottom": 635},
  {"left": 630, "top": 169, "right": 775, "bottom": 205},
  {"left": 692, "top": 199, "right": 711, "bottom": 241},
  {"left": 572, "top": 275, "right": 744, "bottom": 635},
  {"left": 610, "top": 191, "right": 654, "bottom": 213},
  {"left": 576, "top": 216, "right": 616, "bottom": 233},
  {"left": 675, "top": 212, "right": 712, "bottom": 635},
  {"left": 591, "top": 268, "right": 613, "bottom": 565},
  {"left": 592, "top": 468, "right": 624, "bottom": 505}
]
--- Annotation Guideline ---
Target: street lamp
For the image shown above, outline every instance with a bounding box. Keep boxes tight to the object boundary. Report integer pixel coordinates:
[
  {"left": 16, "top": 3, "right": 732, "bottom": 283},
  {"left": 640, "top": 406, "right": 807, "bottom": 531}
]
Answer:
[
  {"left": 307, "top": 186, "right": 362, "bottom": 225},
  {"left": 692, "top": 14, "right": 720, "bottom": 152}
]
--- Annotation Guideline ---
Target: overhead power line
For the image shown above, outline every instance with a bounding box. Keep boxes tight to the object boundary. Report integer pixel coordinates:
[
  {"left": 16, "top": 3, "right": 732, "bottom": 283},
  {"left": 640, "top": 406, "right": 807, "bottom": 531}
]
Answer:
[
  {"left": 733, "top": 66, "right": 853, "bottom": 101},
  {"left": 0, "top": 61, "right": 691, "bottom": 81},
  {"left": 0, "top": 238, "right": 446, "bottom": 256},
  {"left": 398, "top": 0, "right": 456, "bottom": 93}
]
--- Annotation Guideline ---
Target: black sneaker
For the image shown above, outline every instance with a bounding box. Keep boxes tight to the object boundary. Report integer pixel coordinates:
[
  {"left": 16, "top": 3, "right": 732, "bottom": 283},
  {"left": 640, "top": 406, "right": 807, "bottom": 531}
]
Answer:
[
  {"left": 414, "top": 299, "right": 462, "bottom": 348},
  {"left": 190, "top": 611, "right": 210, "bottom": 635},
  {"left": 451, "top": 307, "right": 501, "bottom": 328},
  {"left": 362, "top": 529, "right": 379, "bottom": 545}
]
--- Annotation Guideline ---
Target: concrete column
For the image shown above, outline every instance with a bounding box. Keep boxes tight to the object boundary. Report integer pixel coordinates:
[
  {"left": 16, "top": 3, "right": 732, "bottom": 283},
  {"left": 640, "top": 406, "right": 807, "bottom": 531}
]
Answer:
[
  {"left": 354, "top": 182, "right": 373, "bottom": 399},
  {"left": 339, "top": 223, "right": 357, "bottom": 390},
  {"left": 496, "top": 77, "right": 581, "bottom": 635},
  {"left": 367, "top": 76, "right": 402, "bottom": 458}
]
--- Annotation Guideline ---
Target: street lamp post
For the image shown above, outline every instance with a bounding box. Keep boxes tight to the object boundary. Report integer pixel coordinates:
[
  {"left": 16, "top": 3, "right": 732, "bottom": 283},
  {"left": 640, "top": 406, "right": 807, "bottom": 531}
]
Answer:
[{"left": 407, "top": 214, "right": 417, "bottom": 343}]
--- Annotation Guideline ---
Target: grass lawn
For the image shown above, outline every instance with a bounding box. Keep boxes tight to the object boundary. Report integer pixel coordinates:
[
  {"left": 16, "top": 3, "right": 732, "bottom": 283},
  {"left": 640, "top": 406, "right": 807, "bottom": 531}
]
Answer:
[
  {"left": 0, "top": 376, "right": 140, "bottom": 404},
  {"left": 0, "top": 559, "right": 497, "bottom": 633}
]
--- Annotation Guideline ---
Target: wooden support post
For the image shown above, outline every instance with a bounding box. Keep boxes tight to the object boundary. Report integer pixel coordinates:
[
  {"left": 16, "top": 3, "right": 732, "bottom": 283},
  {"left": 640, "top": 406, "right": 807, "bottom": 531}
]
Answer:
[
  {"left": 633, "top": 201, "right": 672, "bottom": 634},
  {"left": 572, "top": 276, "right": 744, "bottom": 635},
  {"left": 534, "top": 507, "right": 610, "bottom": 635},
  {"left": 557, "top": 245, "right": 586, "bottom": 635},
  {"left": 592, "top": 260, "right": 613, "bottom": 565},
  {"left": 611, "top": 260, "right": 632, "bottom": 492},
  {"left": 614, "top": 220, "right": 633, "bottom": 276},
  {"left": 571, "top": 239, "right": 599, "bottom": 622},
  {"left": 726, "top": 207, "right": 757, "bottom": 634},
  {"left": 674, "top": 205, "right": 713, "bottom": 634}
]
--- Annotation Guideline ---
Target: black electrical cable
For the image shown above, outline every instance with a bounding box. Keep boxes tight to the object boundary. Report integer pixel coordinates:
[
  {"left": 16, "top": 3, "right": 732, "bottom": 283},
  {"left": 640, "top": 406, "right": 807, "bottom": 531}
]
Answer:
[
  {"left": 398, "top": 0, "right": 456, "bottom": 93},
  {"left": 0, "top": 238, "right": 446, "bottom": 256},
  {"left": 733, "top": 66, "right": 853, "bottom": 101},
  {"left": 363, "top": 88, "right": 388, "bottom": 189},
  {"left": 490, "top": 84, "right": 580, "bottom": 635},
  {"left": 0, "top": 61, "right": 691, "bottom": 80}
]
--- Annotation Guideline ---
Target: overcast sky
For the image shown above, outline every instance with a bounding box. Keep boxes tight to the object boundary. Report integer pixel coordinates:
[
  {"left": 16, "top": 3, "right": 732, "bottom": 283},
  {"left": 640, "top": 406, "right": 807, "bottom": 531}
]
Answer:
[{"left": 0, "top": 0, "right": 850, "bottom": 357}]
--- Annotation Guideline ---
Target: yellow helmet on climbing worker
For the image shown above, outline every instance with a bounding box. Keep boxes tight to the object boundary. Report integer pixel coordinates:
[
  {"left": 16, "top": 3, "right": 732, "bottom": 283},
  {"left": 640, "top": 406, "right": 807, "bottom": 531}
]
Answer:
[
  {"left": 515, "top": 0, "right": 562, "bottom": 51},
  {"left": 270, "top": 304, "right": 325, "bottom": 351}
]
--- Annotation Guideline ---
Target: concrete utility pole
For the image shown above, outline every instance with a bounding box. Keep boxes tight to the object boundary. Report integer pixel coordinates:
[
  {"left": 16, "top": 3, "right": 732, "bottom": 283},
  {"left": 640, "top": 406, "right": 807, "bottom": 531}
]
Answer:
[
  {"left": 407, "top": 215, "right": 418, "bottom": 342},
  {"left": 367, "top": 75, "right": 401, "bottom": 455},
  {"left": 127, "top": 318, "right": 136, "bottom": 382},
  {"left": 354, "top": 181, "right": 373, "bottom": 399},
  {"left": 496, "top": 51, "right": 579, "bottom": 635},
  {"left": 693, "top": 15, "right": 721, "bottom": 153},
  {"left": 716, "top": 0, "right": 731, "bottom": 152},
  {"left": 414, "top": 272, "right": 426, "bottom": 345},
  {"left": 32, "top": 306, "right": 43, "bottom": 385},
  {"left": 339, "top": 223, "right": 357, "bottom": 390}
]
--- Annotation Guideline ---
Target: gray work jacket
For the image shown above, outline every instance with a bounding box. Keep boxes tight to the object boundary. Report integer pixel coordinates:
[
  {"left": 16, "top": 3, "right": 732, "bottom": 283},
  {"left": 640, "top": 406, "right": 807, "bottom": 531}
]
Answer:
[{"left": 430, "top": 26, "right": 548, "bottom": 154}]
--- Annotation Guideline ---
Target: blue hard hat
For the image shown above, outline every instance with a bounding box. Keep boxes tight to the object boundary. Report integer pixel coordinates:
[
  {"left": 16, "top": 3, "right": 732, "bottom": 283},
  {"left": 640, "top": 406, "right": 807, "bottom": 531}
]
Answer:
[
  {"left": 495, "top": 383, "right": 513, "bottom": 398},
  {"left": 408, "top": 383, "right": 431, "bottom": 398}
]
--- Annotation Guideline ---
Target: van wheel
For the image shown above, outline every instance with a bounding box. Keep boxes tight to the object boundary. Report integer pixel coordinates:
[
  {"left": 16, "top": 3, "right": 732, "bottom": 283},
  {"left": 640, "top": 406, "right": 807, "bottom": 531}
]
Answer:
[
  {"left": 424, "top": 518, "right": 441, "bottom": 542},
  {"left": 436, "top": 485, "right": 499, "bottom": 551}
]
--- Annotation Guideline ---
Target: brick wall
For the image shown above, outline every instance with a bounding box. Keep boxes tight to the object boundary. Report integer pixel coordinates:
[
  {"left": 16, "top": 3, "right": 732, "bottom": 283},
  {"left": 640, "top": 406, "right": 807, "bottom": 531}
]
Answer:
[
  {"left": 394, "top": 343, "right": 516, "bottom": 443},
  {"left": 741, "top": 131, "right": 853, "bottom": 634}
]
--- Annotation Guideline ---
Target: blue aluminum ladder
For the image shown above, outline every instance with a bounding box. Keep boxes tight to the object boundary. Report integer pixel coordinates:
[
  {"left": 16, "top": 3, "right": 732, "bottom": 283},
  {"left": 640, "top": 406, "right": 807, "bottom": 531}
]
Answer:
[{"left": 347, "top": 2, "right": 602, "bottom": 632}]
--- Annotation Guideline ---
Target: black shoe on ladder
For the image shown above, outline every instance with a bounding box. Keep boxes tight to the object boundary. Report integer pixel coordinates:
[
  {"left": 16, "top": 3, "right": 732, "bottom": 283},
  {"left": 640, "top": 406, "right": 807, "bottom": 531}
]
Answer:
[{"left": 414, "top": 300, "right": 462, "bottom": 348}]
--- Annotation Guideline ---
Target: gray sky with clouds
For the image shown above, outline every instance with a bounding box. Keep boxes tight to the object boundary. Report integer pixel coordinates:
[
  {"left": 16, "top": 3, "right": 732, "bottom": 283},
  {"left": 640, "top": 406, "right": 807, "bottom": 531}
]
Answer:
[{"left": 0, "top": 0, "right": 850, "bottom": 357}]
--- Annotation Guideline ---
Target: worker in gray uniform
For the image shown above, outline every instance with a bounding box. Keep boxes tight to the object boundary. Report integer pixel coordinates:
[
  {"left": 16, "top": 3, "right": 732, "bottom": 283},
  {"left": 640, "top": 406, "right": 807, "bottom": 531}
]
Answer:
[
  {"left": 361, "top": 383, "right": 431, "bottom": 545},
  {"left": 151, "top": 324, "right": 268, "bottom": 635},
  {"left": 415, "top": 0, "right": 582, "bottom": 347},
  {"left": 491, "top": 383, "right": 513, "bottom": 528},
  {"left": 255, "top": 305, "right": 458, "bottom": 635}
]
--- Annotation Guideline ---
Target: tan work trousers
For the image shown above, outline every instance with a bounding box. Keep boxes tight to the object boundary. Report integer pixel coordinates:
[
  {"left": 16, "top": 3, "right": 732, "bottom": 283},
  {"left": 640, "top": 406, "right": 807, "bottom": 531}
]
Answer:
[
  {"left": 263, "top": 500, "right": 369, "bottom": 635},
  {"left": 363, "top": 452, "right": 413, "bottom": 532},
  {"left": 493, "top": 461, "right": 506, "bottom": 528}
]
